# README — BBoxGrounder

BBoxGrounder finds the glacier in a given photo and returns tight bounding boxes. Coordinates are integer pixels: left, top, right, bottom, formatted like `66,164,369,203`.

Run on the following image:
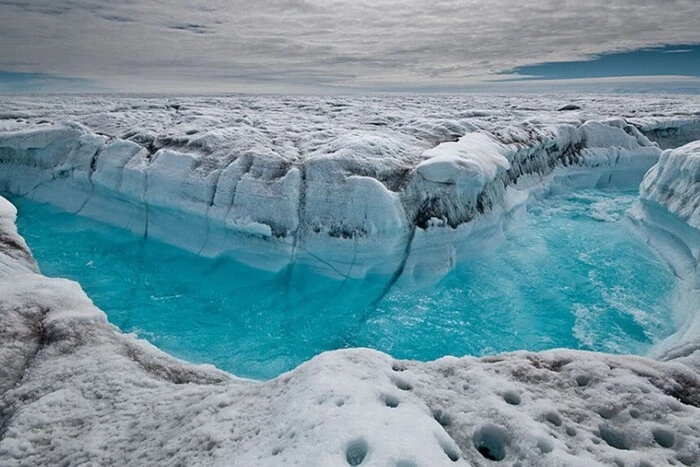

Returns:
0,94,699,466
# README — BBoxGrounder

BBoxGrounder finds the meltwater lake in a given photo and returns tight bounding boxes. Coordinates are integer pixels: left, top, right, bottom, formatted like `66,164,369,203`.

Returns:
11,188,676,380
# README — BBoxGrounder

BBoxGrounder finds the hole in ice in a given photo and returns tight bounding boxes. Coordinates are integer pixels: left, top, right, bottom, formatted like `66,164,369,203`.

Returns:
677,453,697,466
566,426,577,437
473,424,507,461
438,437,461,462
503,390,521,405
598,424,630,450
393,377,412,391
597,407,617,420
545,412,562,427
9,188,677,380
537,437,554,454
652,427,675,448
345,438,368,466
575,375,591,387
432,408,451,427
383,394,400,408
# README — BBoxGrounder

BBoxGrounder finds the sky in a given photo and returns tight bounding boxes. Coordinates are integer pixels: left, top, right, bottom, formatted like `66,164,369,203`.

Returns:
0,0,699,93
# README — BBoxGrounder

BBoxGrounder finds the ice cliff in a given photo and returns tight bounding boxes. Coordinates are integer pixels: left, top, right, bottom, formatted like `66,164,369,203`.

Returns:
0,114,668,280
1,95,699,466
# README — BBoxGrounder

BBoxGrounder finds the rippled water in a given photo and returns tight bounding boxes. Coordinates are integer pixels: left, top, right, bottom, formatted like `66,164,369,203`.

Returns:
11,188,676,379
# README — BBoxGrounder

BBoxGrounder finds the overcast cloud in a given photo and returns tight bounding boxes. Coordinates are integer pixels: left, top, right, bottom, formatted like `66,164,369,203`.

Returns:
0,0,699,92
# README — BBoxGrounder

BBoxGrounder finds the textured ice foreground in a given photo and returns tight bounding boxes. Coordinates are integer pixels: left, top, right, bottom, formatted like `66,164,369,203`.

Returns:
0,94,699,466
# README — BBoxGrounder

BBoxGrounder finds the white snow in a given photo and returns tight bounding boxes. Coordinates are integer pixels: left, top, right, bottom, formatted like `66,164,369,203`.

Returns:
417,133,510,195
0,197,37,276
1,94,700,466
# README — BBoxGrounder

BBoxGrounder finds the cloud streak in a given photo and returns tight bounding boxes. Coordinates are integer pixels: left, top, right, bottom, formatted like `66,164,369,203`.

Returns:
0,0,698,92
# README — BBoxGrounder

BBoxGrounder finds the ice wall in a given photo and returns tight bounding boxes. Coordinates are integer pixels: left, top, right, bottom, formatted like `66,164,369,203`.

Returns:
632,117,700,150
640,141,700,230
629,141,700,362
0,117,665,280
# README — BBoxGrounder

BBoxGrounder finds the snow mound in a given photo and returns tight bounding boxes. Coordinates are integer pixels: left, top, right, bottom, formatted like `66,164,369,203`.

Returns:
417,133,510,191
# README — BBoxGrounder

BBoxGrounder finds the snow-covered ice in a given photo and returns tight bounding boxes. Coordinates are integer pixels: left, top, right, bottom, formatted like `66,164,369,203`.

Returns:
0,94,699,466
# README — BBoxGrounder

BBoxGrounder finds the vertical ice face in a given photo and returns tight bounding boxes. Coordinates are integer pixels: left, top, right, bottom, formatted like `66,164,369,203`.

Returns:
640,141,700,230
631,117,700,150
0,120,661,278
629,140,700,363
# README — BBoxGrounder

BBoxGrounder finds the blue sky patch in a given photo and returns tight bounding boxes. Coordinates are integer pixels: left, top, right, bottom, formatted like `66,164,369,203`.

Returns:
0,71,102,93
502,44,700,80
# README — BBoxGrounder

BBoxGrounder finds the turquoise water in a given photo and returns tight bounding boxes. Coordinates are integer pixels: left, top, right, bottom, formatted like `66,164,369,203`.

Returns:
10,188,676,380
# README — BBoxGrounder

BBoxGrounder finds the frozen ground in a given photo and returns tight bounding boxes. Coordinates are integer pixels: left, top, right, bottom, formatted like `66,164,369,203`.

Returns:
0,94,699,465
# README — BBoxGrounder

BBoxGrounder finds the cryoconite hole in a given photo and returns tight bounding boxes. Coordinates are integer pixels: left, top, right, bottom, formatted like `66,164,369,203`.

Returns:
10,188,677,380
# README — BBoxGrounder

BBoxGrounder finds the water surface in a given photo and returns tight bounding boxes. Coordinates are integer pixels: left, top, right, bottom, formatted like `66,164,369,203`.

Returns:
11,188,676,379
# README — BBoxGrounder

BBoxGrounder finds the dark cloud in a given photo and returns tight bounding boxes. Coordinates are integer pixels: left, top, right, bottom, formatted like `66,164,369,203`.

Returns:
169,23,209,34
99,14,136,23
0,0,698,92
